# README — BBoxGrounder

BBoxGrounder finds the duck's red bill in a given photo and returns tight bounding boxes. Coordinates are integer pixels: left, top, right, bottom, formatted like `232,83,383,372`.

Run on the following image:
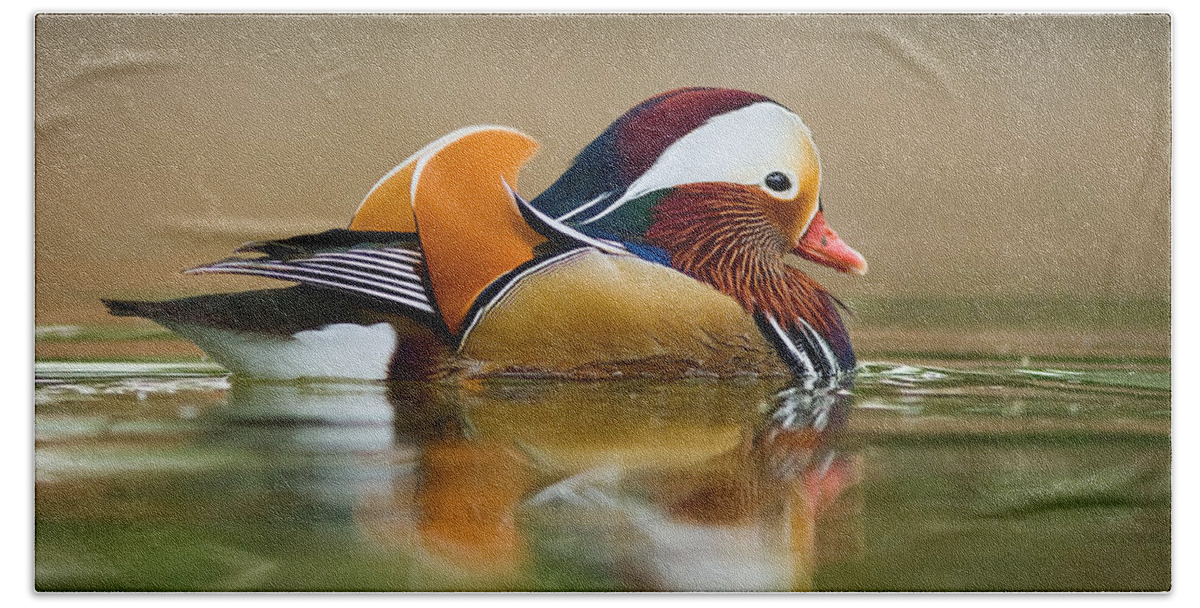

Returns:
794,210,868,275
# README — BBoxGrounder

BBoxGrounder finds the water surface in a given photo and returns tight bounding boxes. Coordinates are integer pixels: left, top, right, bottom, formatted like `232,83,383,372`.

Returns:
34,353,1169,591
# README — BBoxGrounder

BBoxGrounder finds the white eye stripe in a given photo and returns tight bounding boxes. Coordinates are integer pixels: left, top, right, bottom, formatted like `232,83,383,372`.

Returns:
580,102,817,226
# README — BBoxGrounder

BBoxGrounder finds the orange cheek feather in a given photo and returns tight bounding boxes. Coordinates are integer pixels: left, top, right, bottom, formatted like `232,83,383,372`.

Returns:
774,136,822,245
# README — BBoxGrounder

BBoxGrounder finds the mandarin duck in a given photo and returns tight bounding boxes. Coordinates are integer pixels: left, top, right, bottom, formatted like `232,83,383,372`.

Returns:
105,88,867,380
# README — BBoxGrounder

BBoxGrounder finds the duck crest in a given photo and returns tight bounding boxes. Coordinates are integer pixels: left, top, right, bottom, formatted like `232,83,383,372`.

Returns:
532,88,774,219
643,183,850,364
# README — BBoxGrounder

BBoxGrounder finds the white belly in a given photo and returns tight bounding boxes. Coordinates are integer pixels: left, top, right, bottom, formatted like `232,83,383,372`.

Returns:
168,321,399,380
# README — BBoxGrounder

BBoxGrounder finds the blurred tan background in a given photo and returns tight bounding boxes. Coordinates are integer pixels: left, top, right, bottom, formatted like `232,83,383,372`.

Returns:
35,14,1170,352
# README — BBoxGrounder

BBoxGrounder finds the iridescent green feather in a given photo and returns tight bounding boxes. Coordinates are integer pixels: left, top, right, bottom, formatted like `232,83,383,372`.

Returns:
574,190,670,241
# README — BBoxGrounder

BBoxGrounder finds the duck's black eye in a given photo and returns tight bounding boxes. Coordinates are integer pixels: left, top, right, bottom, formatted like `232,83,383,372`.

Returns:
765,172,791,193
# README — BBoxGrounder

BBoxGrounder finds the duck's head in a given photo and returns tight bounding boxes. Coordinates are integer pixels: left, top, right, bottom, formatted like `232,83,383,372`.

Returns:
532,88,866,326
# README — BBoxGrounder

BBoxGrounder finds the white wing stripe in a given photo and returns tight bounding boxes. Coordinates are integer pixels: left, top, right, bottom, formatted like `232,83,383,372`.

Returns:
292,260,428,299
188,267,435,314
555,191,614,222
308,251,422,276
369,249,424,263
208,261,429,303
305,255,423,282
504,181,630,256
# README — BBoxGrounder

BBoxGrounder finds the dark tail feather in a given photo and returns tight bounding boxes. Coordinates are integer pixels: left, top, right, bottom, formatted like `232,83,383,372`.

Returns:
101,287,437,337
103,297,207,329
102,298,164,319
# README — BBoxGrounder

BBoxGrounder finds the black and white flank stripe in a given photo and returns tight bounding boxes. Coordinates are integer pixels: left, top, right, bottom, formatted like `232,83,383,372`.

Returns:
755,313,844,378
187,230,437,320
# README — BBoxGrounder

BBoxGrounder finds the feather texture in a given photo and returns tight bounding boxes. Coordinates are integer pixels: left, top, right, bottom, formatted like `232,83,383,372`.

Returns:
185,230,442,325
644,183,854,370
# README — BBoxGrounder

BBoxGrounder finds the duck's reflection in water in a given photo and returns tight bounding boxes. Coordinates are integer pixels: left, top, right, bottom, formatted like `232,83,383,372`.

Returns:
220,378,862,591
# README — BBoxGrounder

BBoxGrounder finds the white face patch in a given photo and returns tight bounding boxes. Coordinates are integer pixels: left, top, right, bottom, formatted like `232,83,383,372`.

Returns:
580,102,819,226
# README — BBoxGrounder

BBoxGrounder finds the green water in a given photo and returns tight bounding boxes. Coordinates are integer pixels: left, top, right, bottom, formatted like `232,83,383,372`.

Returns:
34,353,1169,591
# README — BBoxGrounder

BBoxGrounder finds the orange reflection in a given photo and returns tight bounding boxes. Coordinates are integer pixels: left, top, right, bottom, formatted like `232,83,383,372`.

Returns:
343,379,863,591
